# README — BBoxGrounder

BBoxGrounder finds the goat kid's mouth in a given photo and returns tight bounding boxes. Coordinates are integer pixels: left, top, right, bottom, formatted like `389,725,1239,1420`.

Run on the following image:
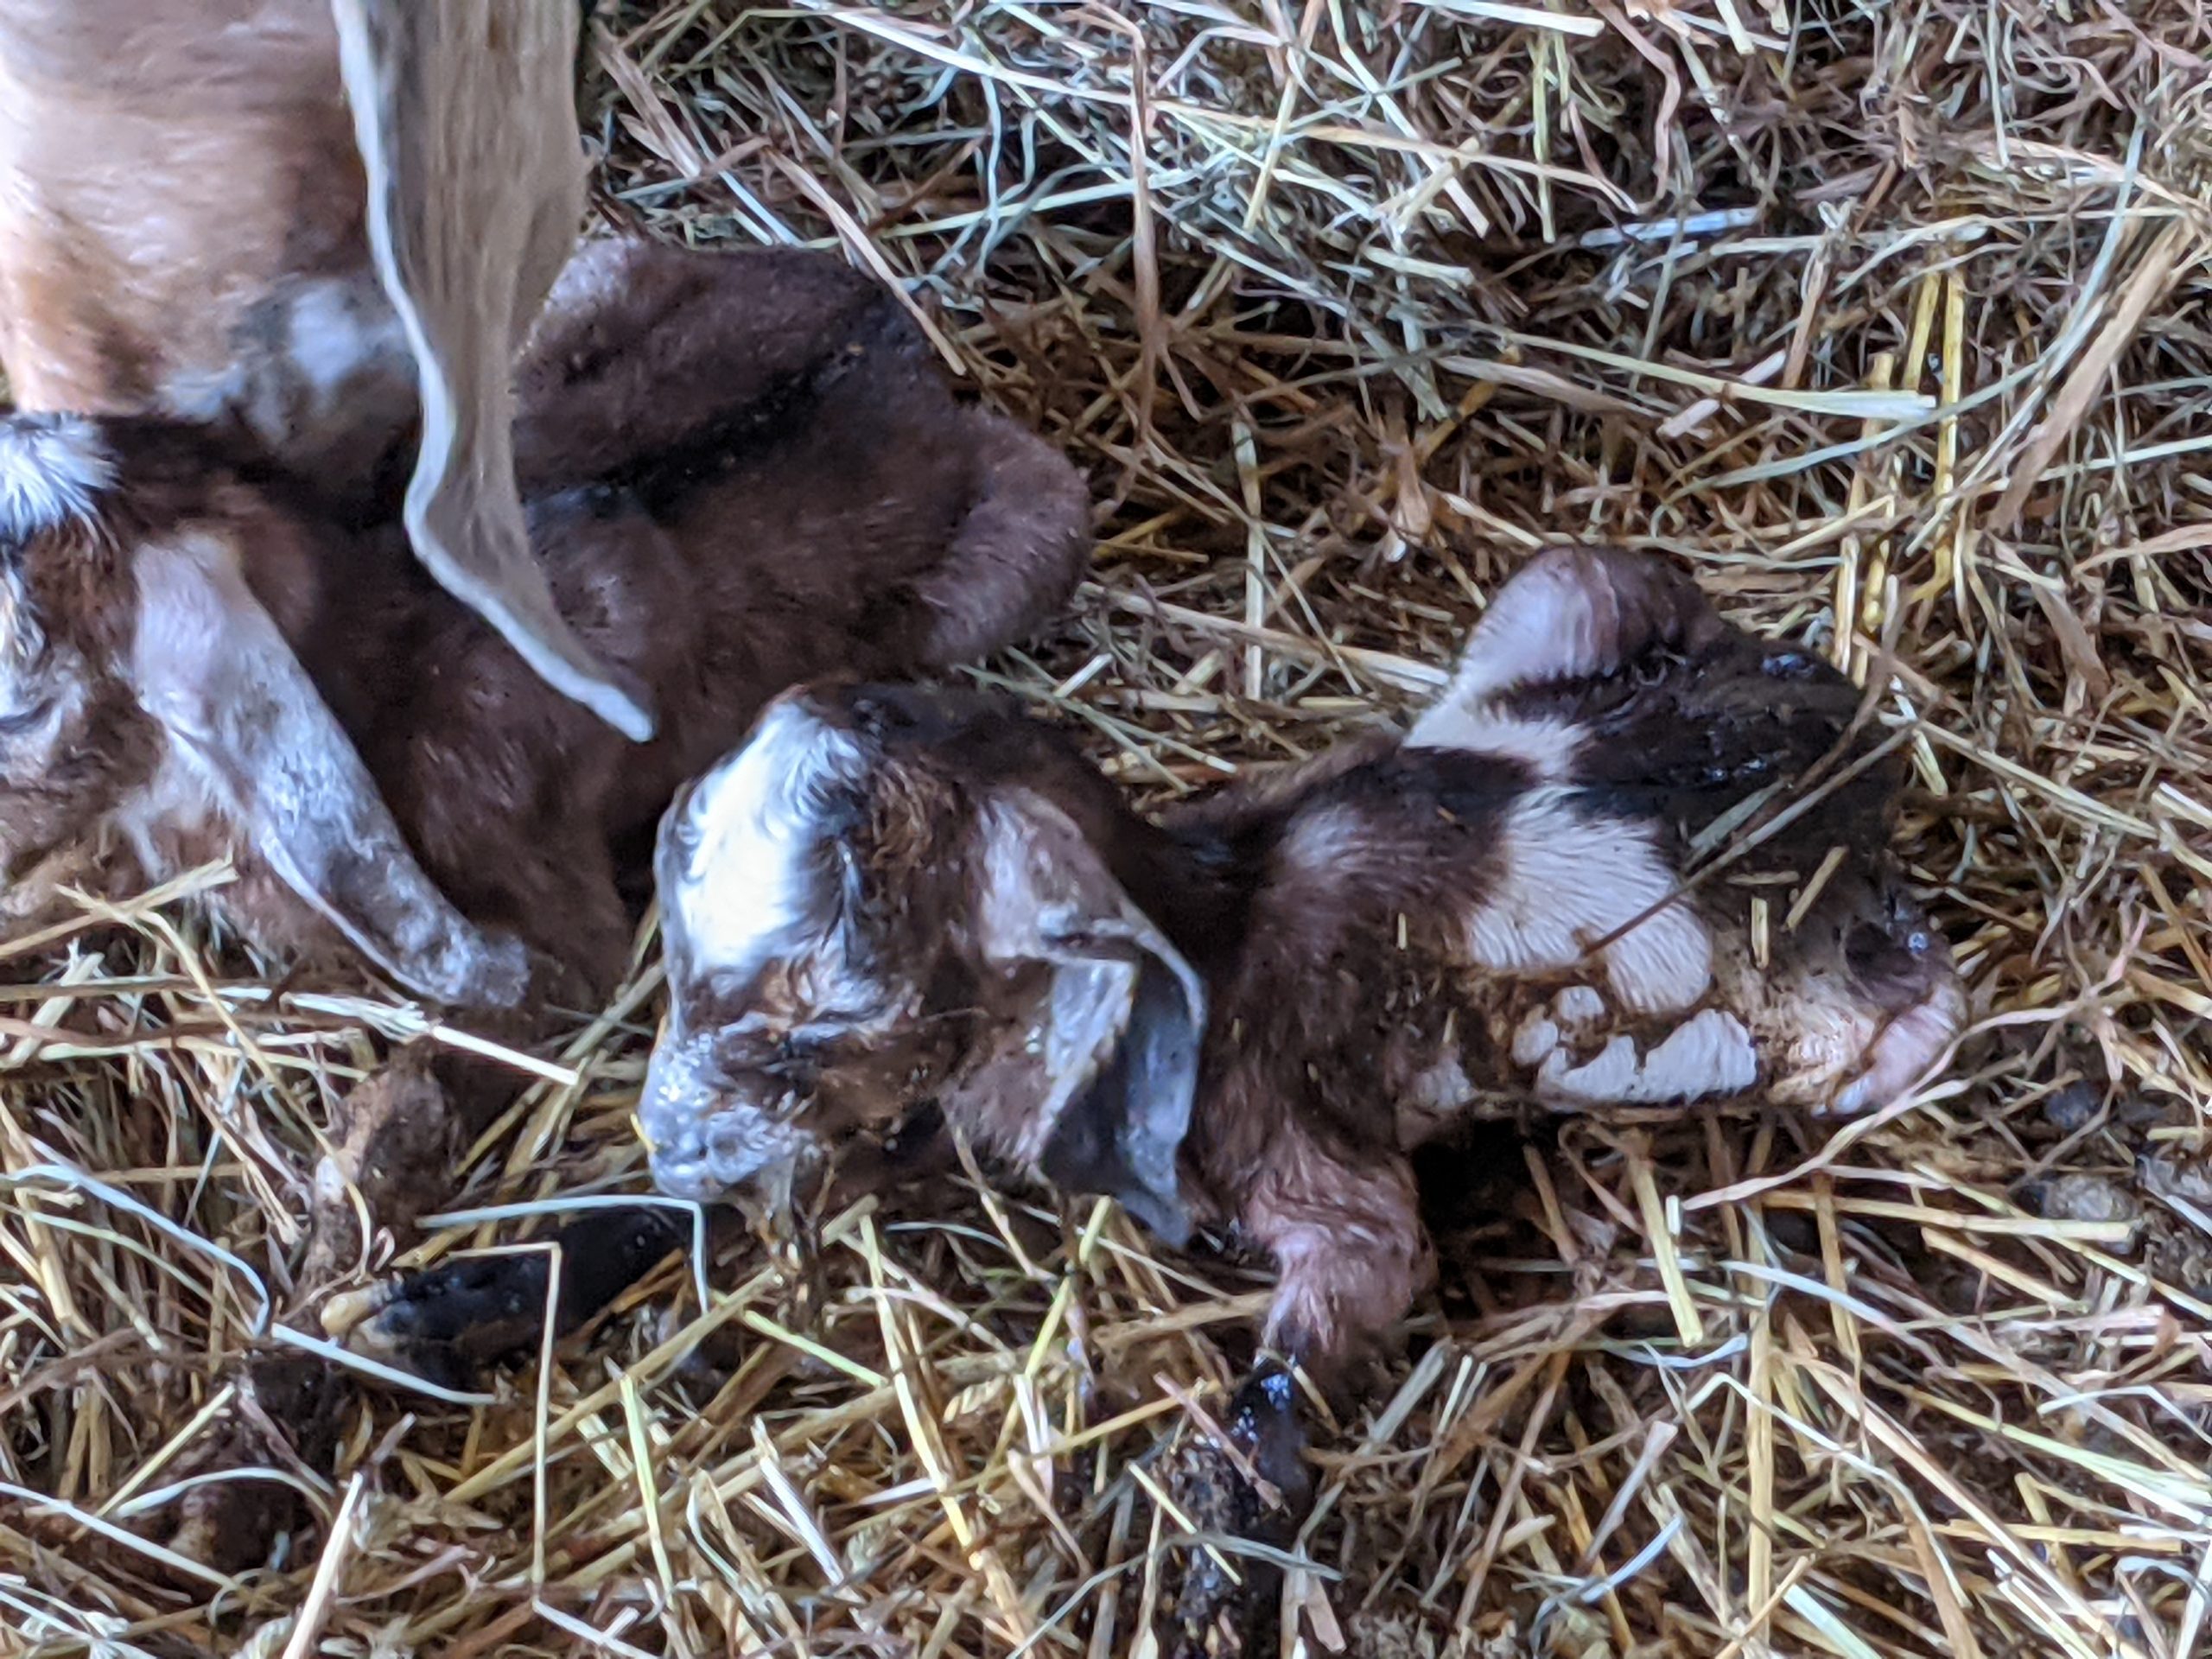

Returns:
638,1031,816,1204
643,1108,810,1207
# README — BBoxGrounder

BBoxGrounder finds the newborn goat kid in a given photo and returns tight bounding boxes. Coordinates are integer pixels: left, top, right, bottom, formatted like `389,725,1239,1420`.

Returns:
642,547,1965,1385
0,234,1090,1016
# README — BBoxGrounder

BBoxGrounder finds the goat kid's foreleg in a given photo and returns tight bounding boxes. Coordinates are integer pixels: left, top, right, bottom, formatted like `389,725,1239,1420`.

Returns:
1162,1116,1432,1654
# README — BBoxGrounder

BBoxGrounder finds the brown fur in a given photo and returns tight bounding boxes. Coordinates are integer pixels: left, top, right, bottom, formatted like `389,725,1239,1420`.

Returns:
0,0,645,731
0,0,404,484
0,236,1092,1009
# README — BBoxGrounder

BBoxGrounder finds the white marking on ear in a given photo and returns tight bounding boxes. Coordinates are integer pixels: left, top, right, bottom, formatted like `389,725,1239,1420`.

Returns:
1423,549,1623,711
663,701,863,989
1408,546,1642,779
0,414,113,539
1462,790,1712,1014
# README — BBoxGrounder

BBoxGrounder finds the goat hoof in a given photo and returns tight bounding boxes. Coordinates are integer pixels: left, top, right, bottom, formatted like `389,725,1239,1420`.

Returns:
302,1046,455,1287
336,1205,688,1390
161,1352,353,1575
1160,1363,1316,1657
1225,1364,1314,1517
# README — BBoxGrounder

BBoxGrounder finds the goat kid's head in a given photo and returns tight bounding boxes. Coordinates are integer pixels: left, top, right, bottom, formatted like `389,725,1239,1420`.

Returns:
0,413,525,1009
642,681,1205,1245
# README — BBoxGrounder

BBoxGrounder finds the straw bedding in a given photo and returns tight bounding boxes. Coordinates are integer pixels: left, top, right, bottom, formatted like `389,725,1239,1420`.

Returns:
5,2,2211,1655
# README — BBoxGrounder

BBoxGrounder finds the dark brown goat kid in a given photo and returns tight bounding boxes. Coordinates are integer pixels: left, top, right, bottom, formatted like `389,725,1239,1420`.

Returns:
637,546,1966,1391
0,233,1091,1017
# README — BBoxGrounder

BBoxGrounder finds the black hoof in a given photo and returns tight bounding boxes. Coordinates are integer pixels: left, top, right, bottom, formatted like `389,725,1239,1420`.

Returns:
1160,1363,1317,1657
1225,1364,1315,1518
337,1205,688,1388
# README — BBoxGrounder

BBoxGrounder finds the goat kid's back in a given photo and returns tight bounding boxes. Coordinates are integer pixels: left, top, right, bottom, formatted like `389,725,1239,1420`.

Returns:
0,237,1091,1008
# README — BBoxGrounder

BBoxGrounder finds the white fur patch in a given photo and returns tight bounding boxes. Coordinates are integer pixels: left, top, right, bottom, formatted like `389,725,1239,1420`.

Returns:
1404,1047,1476,1114
1462,789,1712,1014
1274,802,1370,873
157,277,410,450
1554,983,1608,1024
1510,1011,1560,1067
1536,1008,1758,1104
109,746,225,880
1407,703,1583,781
284,278,404,404
0,415,112,540
1421,550,1618,715
664,700,861,988
1510,982,1610,1067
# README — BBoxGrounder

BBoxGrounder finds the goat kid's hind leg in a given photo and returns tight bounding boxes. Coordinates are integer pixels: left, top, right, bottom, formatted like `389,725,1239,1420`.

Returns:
165,1046,459,1569
331,1097,957,1391
1160,1364,1318,1659
300,1010,543,1302
302,1042,461,1291
324,1052,699,1390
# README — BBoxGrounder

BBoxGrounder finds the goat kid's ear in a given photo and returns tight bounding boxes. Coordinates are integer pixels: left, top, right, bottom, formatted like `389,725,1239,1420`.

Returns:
957,795,1205,1248
127,533,528,1010
332,0,654,743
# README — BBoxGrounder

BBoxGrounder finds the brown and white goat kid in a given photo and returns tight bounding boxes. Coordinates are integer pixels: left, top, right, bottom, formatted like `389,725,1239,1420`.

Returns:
638,547,1967,1388
0,234,1091,1016
0,0,646,736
